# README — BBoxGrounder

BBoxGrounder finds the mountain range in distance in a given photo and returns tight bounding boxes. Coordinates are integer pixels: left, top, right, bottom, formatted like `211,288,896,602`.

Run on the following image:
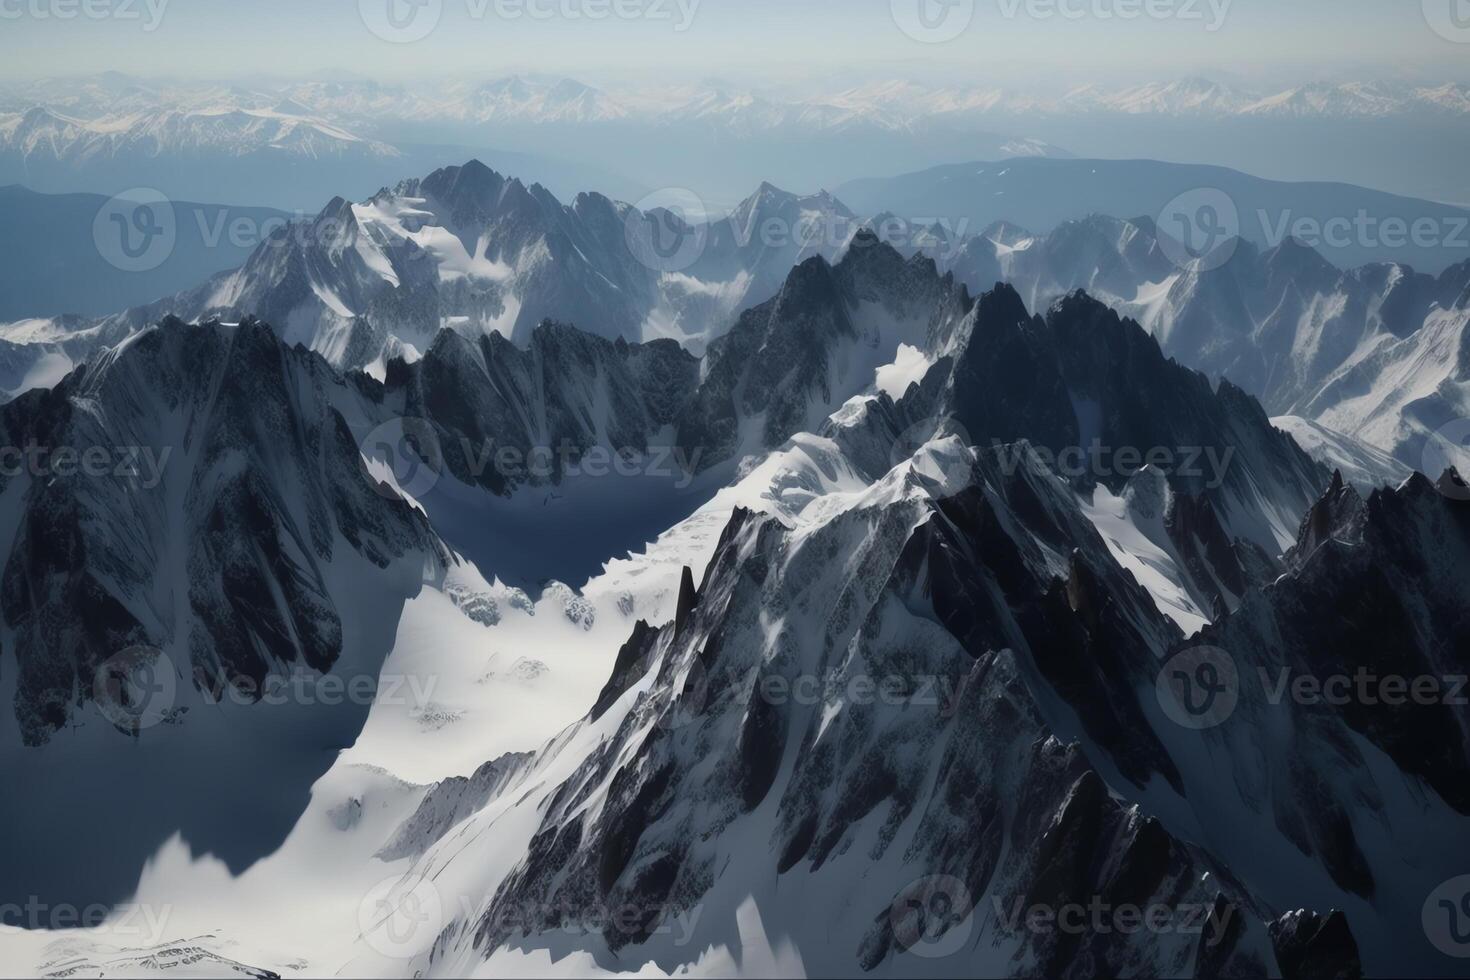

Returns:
836,157,1470,273
7,150,1468,327
3,155,1468,551
6,72,1470,209
15,73,1460,133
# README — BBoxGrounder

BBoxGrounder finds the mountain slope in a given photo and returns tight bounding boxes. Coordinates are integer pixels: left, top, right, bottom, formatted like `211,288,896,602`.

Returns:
898,211,1470,482
0,316,454,911
1,220,1467,977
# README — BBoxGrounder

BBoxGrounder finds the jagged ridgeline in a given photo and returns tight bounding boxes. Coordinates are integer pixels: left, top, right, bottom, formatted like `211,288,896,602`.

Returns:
7,159,1468,489
0,234,1465,977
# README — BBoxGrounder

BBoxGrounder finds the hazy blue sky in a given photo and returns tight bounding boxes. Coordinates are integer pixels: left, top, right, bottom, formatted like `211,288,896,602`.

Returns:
1,0,1465,84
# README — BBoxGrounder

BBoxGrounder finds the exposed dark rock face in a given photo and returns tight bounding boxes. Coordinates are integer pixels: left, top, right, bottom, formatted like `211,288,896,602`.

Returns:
1201,470,1470,817
940,287,1329,545
590,619,663,723
677,231,970,469
383,321,700,495
0,317,444,745
1270,910,1364,980
1286,469,1366,569
464,445,1356,976
4,236,1465,978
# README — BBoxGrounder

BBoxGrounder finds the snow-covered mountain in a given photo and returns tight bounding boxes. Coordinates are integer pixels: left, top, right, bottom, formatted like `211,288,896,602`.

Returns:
876,211,1470,485
0,98,415,210
9,70,1467,209
0,161,867,375
7,153,1469,513
17,73,1465,139
263,74,1470,130
440,76,632,125
0,317,453,749
1269,416,1413,492
0,73,1068,210
8,246,1468,975
0,315,456,909
0,103,399,164
819,76,1470,121
0,72,1077,148
6,161,1467,498
422,427,1461,974
0,80,652,210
